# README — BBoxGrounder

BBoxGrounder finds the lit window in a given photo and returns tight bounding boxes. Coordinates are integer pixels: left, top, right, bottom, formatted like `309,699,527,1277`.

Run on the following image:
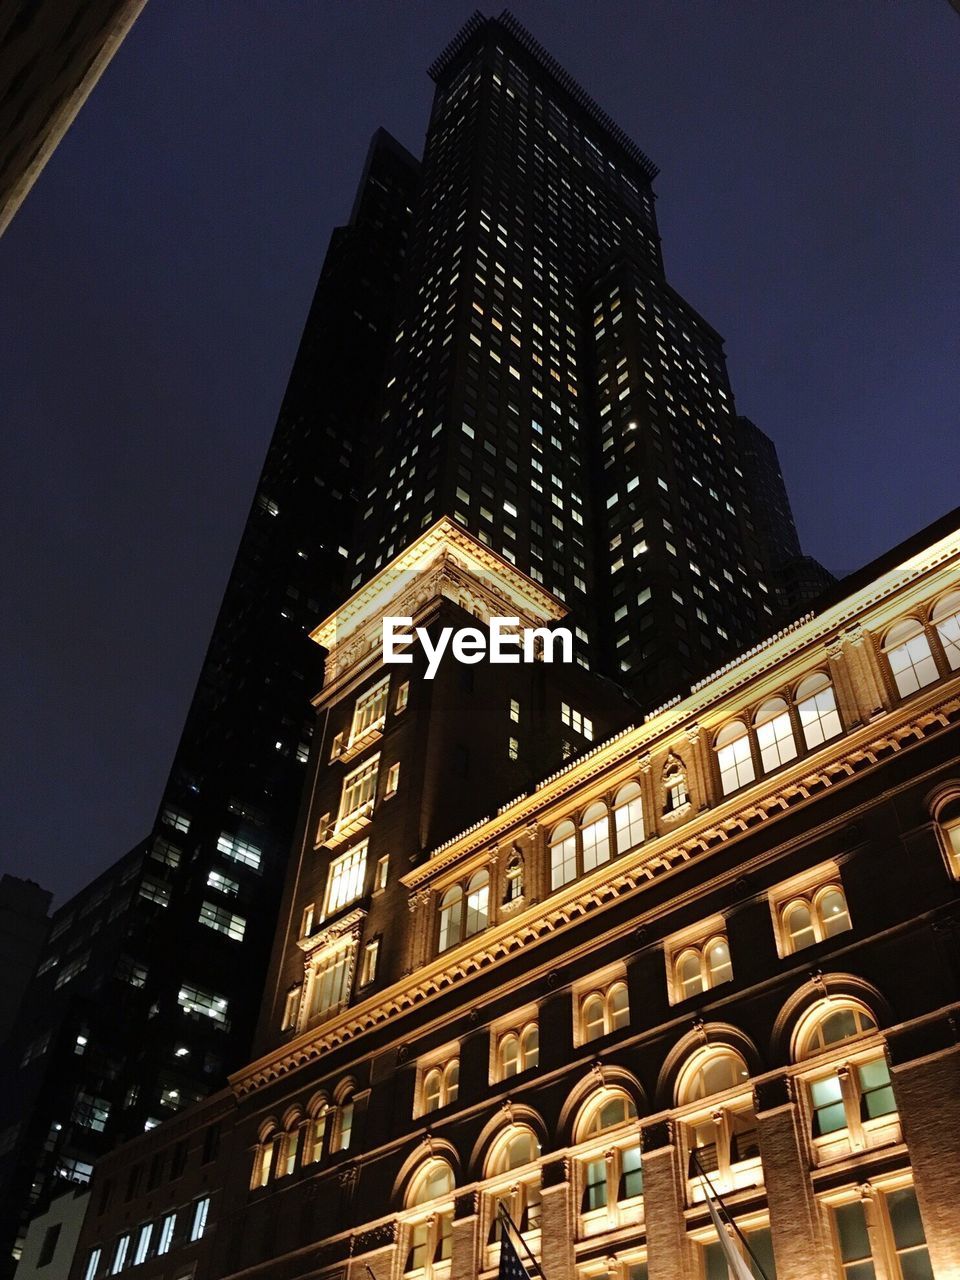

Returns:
156,1213,176,1255
337,756,380,826
613,782,644,851
754,697,797,772
72,1092,110,1132
795,673,843,749
883,618,938,698
110,1234,130,1275
549,820,577,889
579,979,629,1044
161,806,190,833
133,1223,153,1265
420,1056,459,1116
331,1097,354,1152
178,983,228,1024
580,803,611,872
216,833,261,871
207,868,239,897
307,944,354,1019
931,591,960,670
384,762,400,796
281,986,301,1031
405,1160,455,1276
715,721,755,795
395,680,410,713
360,938,380,986
83,1248,102,1280
497,1022,538,1080
375,855,390,892
323,842,368,917
190,1197,210,1241
773,872,852,955
350,677,390,743
667,925,733,1003
198,901,246,941
561,701,594,740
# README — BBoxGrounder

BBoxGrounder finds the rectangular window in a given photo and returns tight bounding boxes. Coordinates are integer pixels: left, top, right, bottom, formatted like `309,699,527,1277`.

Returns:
72,1093,110,1132
281,986,301,1031
375,855,389,892
309,945,354,1018
178,983,228,1024
338,756,380,824
84,1248,102,1280
350,677,390,742
384,762,400,796
216,833,262,871
190,1197,210,1242
832,1200,876,1279
561,701,594,740
583,1157,607,1211
37,1224,61,1267
395,680,410,713
361,938,380,986
138,877,171,908
133,1223,153,1265
110,1235,130,1275
157,1213,176,1255
161,807,190,833
151,837,181,868
324,842,368,917
885,1186,932,1280
206,868,239,897
198,901,246,941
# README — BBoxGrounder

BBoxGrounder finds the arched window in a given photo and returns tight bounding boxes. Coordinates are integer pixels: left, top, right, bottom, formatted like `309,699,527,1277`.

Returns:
520,1023,539,1071
422,1057,459,1114
549,820,577,890
716,721,755,795
438,887,463,953
499,1033,520,1079
331,1093,354,1153
578,1089,638,1139
783,901,816,952
305,1099,330,1164
754,697,797,773
423,1068,443,1114
795,673,843,749
443,1058,459,1104
883,619,938,698
465,871,489,938
488,1125,540,1176
405,1160,455,1275
504,850,524,903
252,1122,279,1189
613,782,644,852
581,803,611,872
795,999,877,1061
670,931,733,1002
278,1121,301,1178
678,1048,750,1104
663,757,690,813
581,980,629,1043
932,591,960,670
936,794,960,876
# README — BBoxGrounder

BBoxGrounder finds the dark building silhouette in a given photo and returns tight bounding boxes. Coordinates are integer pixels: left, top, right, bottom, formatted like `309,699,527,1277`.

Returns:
0,130,419,1273
0,876,51,1044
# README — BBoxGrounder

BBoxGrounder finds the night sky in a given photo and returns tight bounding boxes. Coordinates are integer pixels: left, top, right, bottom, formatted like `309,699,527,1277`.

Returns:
2,2,957,904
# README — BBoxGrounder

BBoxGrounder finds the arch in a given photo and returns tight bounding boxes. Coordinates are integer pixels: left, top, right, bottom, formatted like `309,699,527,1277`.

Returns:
795,670,842,748
676,1046,751,1106
406,1157,456,1208
715,719,749,748
882,617,937,697
792,997,879,1062
556,1065,645,1146
715,720,755,795
549,819,577,889
306,1090,331,1118
580,801,611,871
332,1076,357,1104
795,671,831,701
574,1087,638,1143
770,974,890,1065
486,1124,541,1177
754,697,796,772
465,870,489,938
257,1116,279,1144
438,885,463,952
280,1105,303,1132
392,1138,461,1211
657,1024,760,1110
469,1106,547,1181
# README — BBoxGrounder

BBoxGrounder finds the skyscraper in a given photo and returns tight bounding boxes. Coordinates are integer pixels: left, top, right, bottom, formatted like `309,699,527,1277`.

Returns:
0,130,419,1272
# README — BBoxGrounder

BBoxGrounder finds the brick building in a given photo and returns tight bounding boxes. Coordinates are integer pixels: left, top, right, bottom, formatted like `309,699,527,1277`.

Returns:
70,506,960,1280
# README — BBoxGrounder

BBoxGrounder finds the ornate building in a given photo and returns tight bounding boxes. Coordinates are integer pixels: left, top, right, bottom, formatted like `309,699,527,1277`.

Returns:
70,506,960,1280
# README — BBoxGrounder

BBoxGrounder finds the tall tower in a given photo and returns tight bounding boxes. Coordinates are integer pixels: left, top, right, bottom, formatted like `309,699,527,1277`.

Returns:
351,13,792,704
0,131,419,1271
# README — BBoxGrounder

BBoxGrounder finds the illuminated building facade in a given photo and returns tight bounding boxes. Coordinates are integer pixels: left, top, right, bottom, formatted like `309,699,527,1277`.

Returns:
71,507,960,1280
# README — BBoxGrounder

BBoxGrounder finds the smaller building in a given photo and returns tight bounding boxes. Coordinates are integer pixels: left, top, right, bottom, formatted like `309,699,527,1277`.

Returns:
15,1188,89,1280
0,875,50,1042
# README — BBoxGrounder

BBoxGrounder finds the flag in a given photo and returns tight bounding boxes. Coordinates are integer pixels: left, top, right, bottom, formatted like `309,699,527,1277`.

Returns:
497,1208,537,1280
702,1181,756,1280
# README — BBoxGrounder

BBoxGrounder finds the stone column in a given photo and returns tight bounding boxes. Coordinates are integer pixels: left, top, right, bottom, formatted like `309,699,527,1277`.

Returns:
450,1191,480,1280
754,1077,835,1280
540,1157,576,1280
641,1121,695,1280
825,637,863,731
889,1036,960,1277
842,624,891,720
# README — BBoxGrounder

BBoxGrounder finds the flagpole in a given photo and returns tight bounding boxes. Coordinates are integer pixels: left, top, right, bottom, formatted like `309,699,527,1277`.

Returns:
497,1201,543,1277
690,1149,772,1280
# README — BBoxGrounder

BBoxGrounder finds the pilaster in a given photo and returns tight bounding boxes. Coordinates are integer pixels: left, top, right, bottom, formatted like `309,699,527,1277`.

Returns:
640,1121,695,1280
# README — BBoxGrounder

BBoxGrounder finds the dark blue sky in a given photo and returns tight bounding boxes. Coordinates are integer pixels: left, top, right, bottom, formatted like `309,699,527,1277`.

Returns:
2,2,957,903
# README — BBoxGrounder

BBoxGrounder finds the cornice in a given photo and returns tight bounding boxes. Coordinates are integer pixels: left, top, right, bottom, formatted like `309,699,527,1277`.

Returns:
229,686,960,1098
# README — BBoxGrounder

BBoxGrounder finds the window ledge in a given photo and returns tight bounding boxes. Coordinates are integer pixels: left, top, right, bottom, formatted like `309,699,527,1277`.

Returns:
338,723,385,765
325,805,374,848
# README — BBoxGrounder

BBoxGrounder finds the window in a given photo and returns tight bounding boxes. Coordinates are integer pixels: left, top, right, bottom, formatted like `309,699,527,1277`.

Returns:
133,1223,153,1266
110,1234,130,1275
305,1101,330,1165
395,680,410,713
774,874,852,955
350,677,390,743
83,1248,102,1280
580,803,611,871
754,697,797,773
178,983,228,1024
579,979,629,1043
198,900,246,941
162,806,190,833
613,782,644,851
190,1197,209,1241
323,842,368,916
331,1097,354,1152
405,1160,455,1276
831,1188,932,1280
667,925,733,1003
549,820,577,889
73,1093,111,1132
716,721,754,795
678,1048,750,1103
420,1057,459,1115
795,673,842,748
375,854,390,892
216,833,262,871
576,1091,642,1225
384,762,400,796
496,1022,539,1079
360,938,380,986
207,868,239,897
438,871,489,950
307,944,354,1019
37,1224,61,1267
796,1000,877,1060
157,1213,176,1255
932,591,960,670
337,756,380,825
138,877,171,908
883,619,938,697
561,701,594,740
